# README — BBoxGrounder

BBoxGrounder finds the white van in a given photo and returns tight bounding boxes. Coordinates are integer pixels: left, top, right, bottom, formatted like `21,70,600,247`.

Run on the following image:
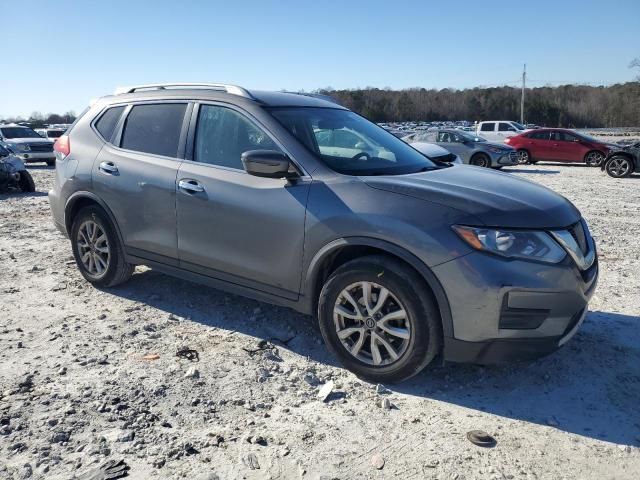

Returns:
475,121,528,142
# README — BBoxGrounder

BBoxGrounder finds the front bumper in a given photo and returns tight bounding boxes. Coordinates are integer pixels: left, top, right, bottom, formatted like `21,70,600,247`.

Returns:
434,249,598,364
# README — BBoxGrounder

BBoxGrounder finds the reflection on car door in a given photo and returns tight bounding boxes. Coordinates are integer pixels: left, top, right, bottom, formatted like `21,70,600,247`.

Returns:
92,102,189,264
175,103,310,299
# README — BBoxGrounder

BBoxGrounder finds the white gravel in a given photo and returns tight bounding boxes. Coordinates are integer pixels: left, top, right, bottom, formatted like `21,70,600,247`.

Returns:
0,163,639,480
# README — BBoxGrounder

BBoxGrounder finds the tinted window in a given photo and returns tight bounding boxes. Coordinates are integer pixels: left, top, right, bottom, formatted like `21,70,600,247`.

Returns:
0,127,42,139
95,106,125,141
529,131,550,140
551,131,577,142
121,103,187,157
195,105,279,169
498,123,515,132
480,123,495,132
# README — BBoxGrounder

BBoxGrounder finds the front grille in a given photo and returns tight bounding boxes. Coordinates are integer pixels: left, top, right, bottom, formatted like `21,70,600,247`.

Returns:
432,153,457,163
568,221,588,254
29,143,54,153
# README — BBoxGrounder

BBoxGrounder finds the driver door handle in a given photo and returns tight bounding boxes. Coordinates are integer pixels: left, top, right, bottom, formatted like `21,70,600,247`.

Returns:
178,179,205,193
99,161,119,175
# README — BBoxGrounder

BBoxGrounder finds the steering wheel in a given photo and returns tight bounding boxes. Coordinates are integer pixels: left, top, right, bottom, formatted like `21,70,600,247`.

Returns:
351,151,371,161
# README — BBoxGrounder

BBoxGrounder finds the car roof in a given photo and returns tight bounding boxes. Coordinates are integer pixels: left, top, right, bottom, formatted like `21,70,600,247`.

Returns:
102,86,345,110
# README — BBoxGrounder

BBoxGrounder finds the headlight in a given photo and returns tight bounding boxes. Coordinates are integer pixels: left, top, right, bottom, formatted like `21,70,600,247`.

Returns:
452,225,566,264
487,146,505,154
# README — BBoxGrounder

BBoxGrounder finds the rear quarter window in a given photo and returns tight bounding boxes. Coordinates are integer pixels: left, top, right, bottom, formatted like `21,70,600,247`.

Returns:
95,106,126,142
480,123,495,132
120,103,187,158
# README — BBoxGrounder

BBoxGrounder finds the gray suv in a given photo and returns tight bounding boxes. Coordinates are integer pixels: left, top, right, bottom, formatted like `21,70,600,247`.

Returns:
48,83,598,383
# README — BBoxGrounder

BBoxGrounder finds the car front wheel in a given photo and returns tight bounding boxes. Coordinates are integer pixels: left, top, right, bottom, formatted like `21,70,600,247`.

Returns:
605,156,633,178
471,153,490,168
317,255,441,383
516,149,530,164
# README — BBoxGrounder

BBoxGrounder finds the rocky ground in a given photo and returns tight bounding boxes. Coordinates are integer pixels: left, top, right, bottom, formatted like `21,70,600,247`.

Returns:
1,164,639,480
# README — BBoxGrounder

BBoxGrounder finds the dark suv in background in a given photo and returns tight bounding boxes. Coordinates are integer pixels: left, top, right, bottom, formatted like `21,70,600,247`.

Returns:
48,83,598,383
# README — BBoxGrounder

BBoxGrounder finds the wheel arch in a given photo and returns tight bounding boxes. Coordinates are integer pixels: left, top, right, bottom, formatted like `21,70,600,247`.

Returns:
304,237,454,338
583,149,606,163
64,192,125,247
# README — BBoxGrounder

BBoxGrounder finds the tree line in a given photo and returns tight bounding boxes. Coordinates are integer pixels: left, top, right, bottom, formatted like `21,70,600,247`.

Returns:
321,82,640,127
0,111,76,128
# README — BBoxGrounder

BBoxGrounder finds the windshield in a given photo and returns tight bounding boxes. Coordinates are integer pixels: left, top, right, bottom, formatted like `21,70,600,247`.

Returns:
268,107,438,175
512,122,526,131
574,132,601,143
455,130,487,142
46,130,65,138
0,127,43,139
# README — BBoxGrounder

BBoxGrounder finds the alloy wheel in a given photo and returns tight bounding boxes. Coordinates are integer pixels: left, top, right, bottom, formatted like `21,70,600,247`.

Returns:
586,151,604,167
607,158,631,177
77,220,110,279
517,150,529,164
333,281,411,366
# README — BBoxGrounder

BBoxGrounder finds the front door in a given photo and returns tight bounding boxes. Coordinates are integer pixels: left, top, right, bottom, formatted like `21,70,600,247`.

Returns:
176,104,310,299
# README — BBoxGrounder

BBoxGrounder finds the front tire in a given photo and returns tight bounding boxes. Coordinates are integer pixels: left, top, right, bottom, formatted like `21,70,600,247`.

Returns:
317,255,441,383
18,171,35,192
585,151,605,167
470,153,491,168
605,156,633,178
516,149,530,164
71,206,134,287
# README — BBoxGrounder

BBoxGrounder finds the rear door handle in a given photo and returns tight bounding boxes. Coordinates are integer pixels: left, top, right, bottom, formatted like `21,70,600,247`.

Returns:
99,161,119,175
178,179,205,193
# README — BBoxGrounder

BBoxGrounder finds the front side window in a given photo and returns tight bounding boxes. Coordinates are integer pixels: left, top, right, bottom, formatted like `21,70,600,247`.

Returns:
480,123,495,132
269,107,438,175
498,123,515,132
95,106,126,142
0,127,42,139
551,131,577,142
195,105,279,169
121,103,187,157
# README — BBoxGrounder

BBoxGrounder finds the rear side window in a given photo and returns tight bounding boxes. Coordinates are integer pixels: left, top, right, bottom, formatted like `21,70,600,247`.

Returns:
480,123,495,132
121,103,187,158
529,131,550,140
95,106,125,141
194,105,279,169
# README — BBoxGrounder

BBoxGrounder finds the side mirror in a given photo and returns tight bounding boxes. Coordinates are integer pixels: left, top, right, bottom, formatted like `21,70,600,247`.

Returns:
355,141,367,149
241,150,297,179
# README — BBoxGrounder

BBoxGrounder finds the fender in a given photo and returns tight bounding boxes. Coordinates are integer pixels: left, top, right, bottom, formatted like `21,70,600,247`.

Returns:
64,191,125,248
303,236,454,338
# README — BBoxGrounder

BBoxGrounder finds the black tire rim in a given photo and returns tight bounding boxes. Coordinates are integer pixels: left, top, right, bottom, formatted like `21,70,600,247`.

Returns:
474,155,489,168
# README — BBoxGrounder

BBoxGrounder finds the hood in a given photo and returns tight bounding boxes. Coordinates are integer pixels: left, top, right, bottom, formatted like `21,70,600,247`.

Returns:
362,165,581,229
410,142,451,157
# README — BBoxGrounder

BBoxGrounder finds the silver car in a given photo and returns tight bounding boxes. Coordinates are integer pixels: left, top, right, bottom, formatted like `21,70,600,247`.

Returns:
404,128,519,168
0,124,56,166
48,83,597,383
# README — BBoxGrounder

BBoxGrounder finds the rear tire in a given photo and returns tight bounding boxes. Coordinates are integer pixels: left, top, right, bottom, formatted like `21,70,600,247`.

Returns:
71,206,134,287
585,151,605,167
605,156,633,178
18,171,35,192
317,255,441,383
470,153,491,168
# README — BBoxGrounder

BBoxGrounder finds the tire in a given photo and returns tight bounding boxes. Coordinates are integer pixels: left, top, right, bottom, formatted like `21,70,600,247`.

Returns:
605,156,633,178
470,153,491,168
317,255,442,383
46,160,55,167
18,171,35,192
516,149,530,165
585,151,605,167
70,206,134,287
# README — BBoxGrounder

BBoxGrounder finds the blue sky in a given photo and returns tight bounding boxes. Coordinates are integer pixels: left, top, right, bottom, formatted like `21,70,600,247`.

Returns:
1,0,638,117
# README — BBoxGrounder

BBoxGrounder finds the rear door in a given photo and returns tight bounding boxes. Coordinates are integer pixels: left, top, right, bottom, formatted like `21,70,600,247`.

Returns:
175,103,310,299
479,122,496,141
92,102,190,264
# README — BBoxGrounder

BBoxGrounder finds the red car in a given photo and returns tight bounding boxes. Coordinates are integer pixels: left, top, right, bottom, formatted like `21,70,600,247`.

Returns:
505,128,614,166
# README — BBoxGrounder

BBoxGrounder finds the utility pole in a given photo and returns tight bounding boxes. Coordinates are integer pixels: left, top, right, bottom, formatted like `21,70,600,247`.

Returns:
520,64,526,125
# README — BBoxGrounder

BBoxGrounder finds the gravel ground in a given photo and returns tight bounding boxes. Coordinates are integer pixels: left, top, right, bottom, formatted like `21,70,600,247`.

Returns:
1,163,639,480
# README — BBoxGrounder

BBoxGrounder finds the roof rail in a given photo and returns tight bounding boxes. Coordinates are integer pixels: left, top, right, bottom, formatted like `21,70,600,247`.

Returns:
113,83,254,99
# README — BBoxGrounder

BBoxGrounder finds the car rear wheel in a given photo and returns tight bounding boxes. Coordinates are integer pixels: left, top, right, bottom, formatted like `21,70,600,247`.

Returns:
317,255,441,383
605,156,633,178
516,149,530,164
71,206,134,287
585,151,604,167
470,153,490,168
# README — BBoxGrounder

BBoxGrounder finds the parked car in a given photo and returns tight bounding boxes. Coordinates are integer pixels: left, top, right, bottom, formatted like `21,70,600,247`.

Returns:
0,124,56,166
505,129,615,166
601,142,640,178
0,142,35,193
408,142,462,164
404,129,518,168
35,127,67,141
475,120,528,142
49,83,598,383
